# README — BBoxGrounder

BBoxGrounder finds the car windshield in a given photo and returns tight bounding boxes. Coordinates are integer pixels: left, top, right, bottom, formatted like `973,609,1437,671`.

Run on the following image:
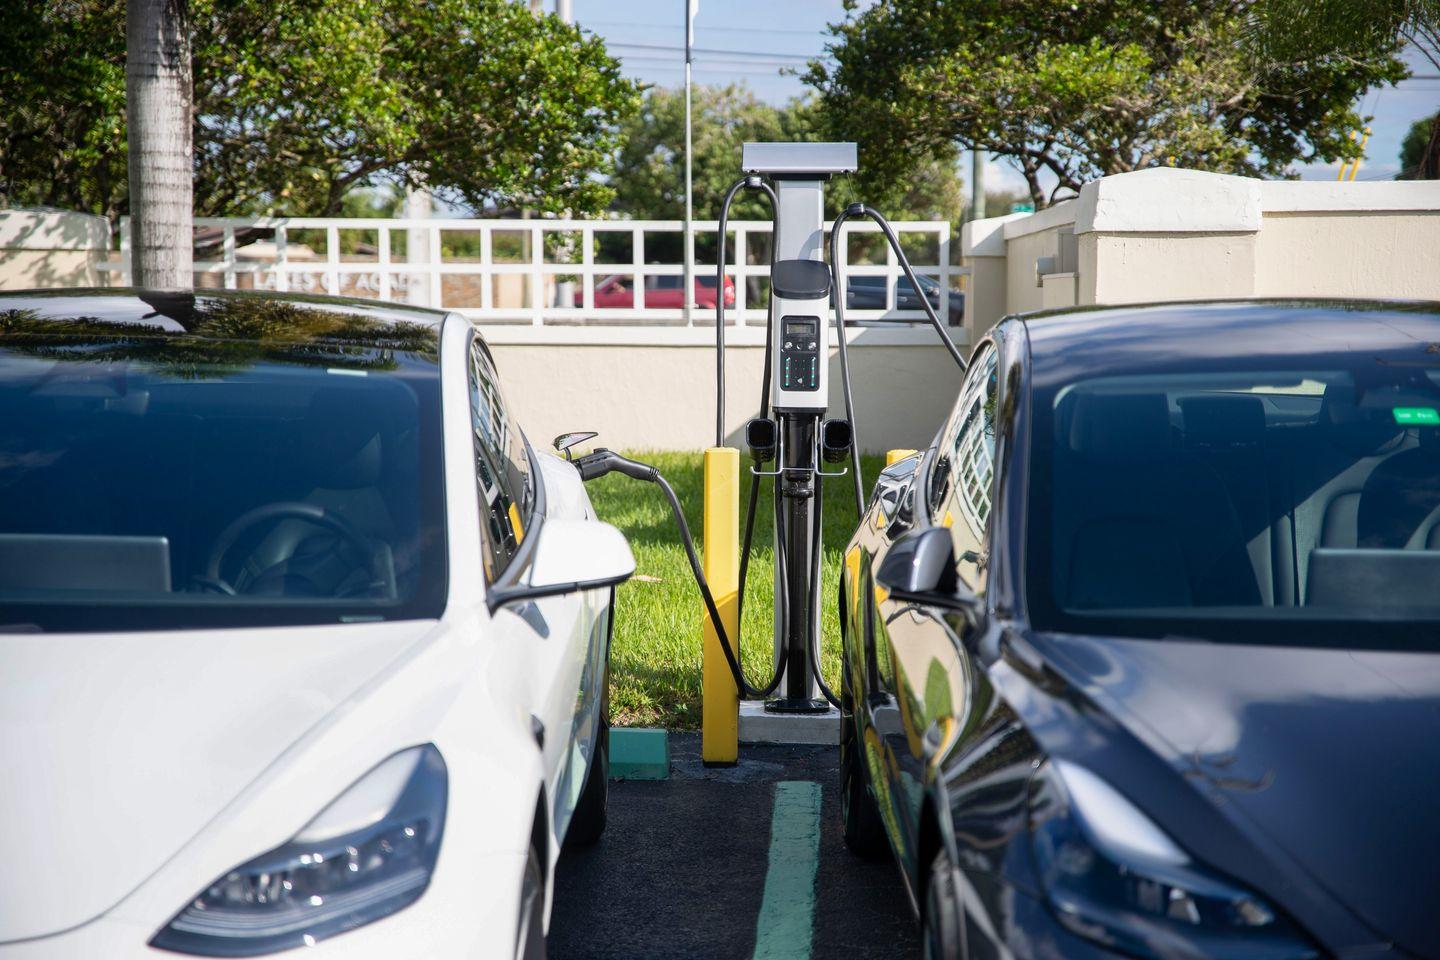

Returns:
1027,359,1440,647
0,309,446,632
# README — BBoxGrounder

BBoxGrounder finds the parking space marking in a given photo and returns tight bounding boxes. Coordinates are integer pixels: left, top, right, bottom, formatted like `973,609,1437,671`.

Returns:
751,780,823,960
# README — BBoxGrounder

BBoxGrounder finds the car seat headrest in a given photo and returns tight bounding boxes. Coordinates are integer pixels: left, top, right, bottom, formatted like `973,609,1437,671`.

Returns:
1068,393,1173,463
302,388,387,490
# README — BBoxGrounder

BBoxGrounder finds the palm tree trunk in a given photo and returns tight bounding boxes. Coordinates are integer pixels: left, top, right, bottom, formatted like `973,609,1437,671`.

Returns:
126,0,193,290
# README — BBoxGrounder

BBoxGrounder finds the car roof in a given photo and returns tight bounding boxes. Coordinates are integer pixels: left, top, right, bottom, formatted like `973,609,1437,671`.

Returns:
0,287,447,341
1015,298,1440,366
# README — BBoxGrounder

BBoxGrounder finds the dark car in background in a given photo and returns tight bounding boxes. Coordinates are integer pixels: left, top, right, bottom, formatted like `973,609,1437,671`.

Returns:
838,300,1440,960
845,273,964,325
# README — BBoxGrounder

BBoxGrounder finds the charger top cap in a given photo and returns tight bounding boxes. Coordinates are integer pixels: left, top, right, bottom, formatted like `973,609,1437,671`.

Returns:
741,141,858,178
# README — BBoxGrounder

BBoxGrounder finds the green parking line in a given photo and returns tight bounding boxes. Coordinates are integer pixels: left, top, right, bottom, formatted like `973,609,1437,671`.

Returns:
752,781,822,960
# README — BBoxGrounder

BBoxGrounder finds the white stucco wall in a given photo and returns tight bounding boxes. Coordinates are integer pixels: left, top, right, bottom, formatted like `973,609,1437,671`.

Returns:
0,208,111,289
966,168,1440,322
1256,212,1440,300
488,329,966,453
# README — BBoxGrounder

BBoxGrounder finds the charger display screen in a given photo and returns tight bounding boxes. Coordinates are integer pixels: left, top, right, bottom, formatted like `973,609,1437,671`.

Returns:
780,315,821,392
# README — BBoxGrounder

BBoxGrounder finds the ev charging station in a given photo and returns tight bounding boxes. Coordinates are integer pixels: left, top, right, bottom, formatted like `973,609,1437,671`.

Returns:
738,142,856,730
568,141,966,765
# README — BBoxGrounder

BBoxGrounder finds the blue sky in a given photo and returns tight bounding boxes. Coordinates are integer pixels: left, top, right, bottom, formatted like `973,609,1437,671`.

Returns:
572,0,1438,189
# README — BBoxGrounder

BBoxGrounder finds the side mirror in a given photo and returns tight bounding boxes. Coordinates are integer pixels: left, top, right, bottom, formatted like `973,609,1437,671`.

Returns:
488,519,635,612
553,431,598,461
875,527,977,613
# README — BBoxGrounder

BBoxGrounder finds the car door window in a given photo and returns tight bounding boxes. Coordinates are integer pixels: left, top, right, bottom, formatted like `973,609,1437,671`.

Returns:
468,337,533,581
934,343,999,590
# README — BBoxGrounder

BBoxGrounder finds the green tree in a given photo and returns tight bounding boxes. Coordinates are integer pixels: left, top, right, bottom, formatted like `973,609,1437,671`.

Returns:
609,84,966,227
1399,112,1440,179
806,0,1408,208
0,0,641,220
1248,0,1440,179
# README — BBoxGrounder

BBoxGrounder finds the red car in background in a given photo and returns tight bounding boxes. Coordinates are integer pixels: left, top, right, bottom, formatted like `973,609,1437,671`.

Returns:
581,274,736,309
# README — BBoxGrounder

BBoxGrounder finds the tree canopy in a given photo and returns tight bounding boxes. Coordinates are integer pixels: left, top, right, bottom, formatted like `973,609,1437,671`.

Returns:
806,0,1408,207
1399,111,1440,178
1247,0,1439,179
0,0,641,220
608,84,966,225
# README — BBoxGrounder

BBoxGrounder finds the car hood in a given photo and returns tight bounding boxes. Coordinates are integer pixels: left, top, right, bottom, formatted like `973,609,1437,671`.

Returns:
0,620,436,943
1040,633,1440,959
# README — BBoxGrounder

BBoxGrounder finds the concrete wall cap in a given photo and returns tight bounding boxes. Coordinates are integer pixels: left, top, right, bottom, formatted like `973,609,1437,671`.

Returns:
0,208,111,251
1074,167,1261,235
1002,199,1078,240
962,212,1028,257
1259,179,1440,213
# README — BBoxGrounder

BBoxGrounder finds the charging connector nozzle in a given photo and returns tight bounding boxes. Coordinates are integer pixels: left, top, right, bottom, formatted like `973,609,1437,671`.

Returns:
571,448,658,484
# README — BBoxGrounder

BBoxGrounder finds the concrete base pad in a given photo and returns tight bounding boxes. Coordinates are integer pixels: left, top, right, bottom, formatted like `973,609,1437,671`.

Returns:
738,701,840,745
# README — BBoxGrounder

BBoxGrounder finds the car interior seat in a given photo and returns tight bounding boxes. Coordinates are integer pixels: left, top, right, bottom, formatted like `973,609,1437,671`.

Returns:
234,388,402,597
1290,382,1409,596
1356,426,1440,549
1177,395,1277,605
1054,393,1261,611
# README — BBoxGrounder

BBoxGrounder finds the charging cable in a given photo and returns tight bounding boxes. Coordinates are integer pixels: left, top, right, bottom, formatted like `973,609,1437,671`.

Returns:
828,202,968,517
571,448,784,699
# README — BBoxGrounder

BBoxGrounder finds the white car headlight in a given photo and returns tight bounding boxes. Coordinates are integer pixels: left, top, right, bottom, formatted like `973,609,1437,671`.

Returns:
151,744,447,957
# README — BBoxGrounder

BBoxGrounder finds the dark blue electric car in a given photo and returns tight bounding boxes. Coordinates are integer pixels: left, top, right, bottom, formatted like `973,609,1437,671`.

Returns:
838,300,1440,960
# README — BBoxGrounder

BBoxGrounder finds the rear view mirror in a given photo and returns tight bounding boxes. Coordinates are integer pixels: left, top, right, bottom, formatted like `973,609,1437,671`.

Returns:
489,519,635,612
876,527,977,612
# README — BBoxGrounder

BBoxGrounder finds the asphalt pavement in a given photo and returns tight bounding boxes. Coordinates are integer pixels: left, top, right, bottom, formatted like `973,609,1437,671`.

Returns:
549,733,920,960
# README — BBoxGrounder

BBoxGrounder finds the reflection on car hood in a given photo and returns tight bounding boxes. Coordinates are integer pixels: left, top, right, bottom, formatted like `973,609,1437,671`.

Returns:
0,620,436,943
1042,633,1440,959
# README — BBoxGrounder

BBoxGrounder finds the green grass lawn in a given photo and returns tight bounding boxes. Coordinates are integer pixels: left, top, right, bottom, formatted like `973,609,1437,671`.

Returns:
588,449,887,730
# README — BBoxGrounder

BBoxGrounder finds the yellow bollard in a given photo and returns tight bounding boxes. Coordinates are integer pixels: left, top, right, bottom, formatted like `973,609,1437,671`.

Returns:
701,446,740,765
886,448,918,466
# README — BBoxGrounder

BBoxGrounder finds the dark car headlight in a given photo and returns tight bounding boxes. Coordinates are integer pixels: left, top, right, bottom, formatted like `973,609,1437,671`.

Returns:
152,744,447,957
1029,759,1316,960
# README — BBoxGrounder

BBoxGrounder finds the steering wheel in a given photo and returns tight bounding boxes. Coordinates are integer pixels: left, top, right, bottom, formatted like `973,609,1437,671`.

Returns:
202,502,394,598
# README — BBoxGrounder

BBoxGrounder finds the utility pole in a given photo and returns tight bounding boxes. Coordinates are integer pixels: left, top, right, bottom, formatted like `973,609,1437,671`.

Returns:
969,149,986,222
126,0,193,290
683,0,698,326
554,0,576,311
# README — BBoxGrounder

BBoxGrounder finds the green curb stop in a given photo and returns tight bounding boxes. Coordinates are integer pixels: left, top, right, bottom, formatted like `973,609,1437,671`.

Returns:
610,728,669,780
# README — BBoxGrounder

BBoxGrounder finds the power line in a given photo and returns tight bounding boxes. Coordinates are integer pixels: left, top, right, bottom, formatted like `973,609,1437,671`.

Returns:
586,18,827,36
613,55,813,73
608,41,812,62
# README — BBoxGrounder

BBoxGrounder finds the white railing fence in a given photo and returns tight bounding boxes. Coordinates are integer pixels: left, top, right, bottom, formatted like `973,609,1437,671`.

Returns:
101,217,967,327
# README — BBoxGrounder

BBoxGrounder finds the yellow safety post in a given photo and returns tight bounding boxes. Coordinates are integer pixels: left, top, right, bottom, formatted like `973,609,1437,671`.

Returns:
886,448,918,466
1337,129,1358,181
701,446,739,765
1347,127,1372,182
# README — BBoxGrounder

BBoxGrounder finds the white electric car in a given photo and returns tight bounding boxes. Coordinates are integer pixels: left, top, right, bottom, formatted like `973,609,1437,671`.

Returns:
0,289,632,959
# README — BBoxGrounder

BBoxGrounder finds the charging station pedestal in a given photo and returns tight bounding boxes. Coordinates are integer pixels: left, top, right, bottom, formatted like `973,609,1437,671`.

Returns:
734,142,857,745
